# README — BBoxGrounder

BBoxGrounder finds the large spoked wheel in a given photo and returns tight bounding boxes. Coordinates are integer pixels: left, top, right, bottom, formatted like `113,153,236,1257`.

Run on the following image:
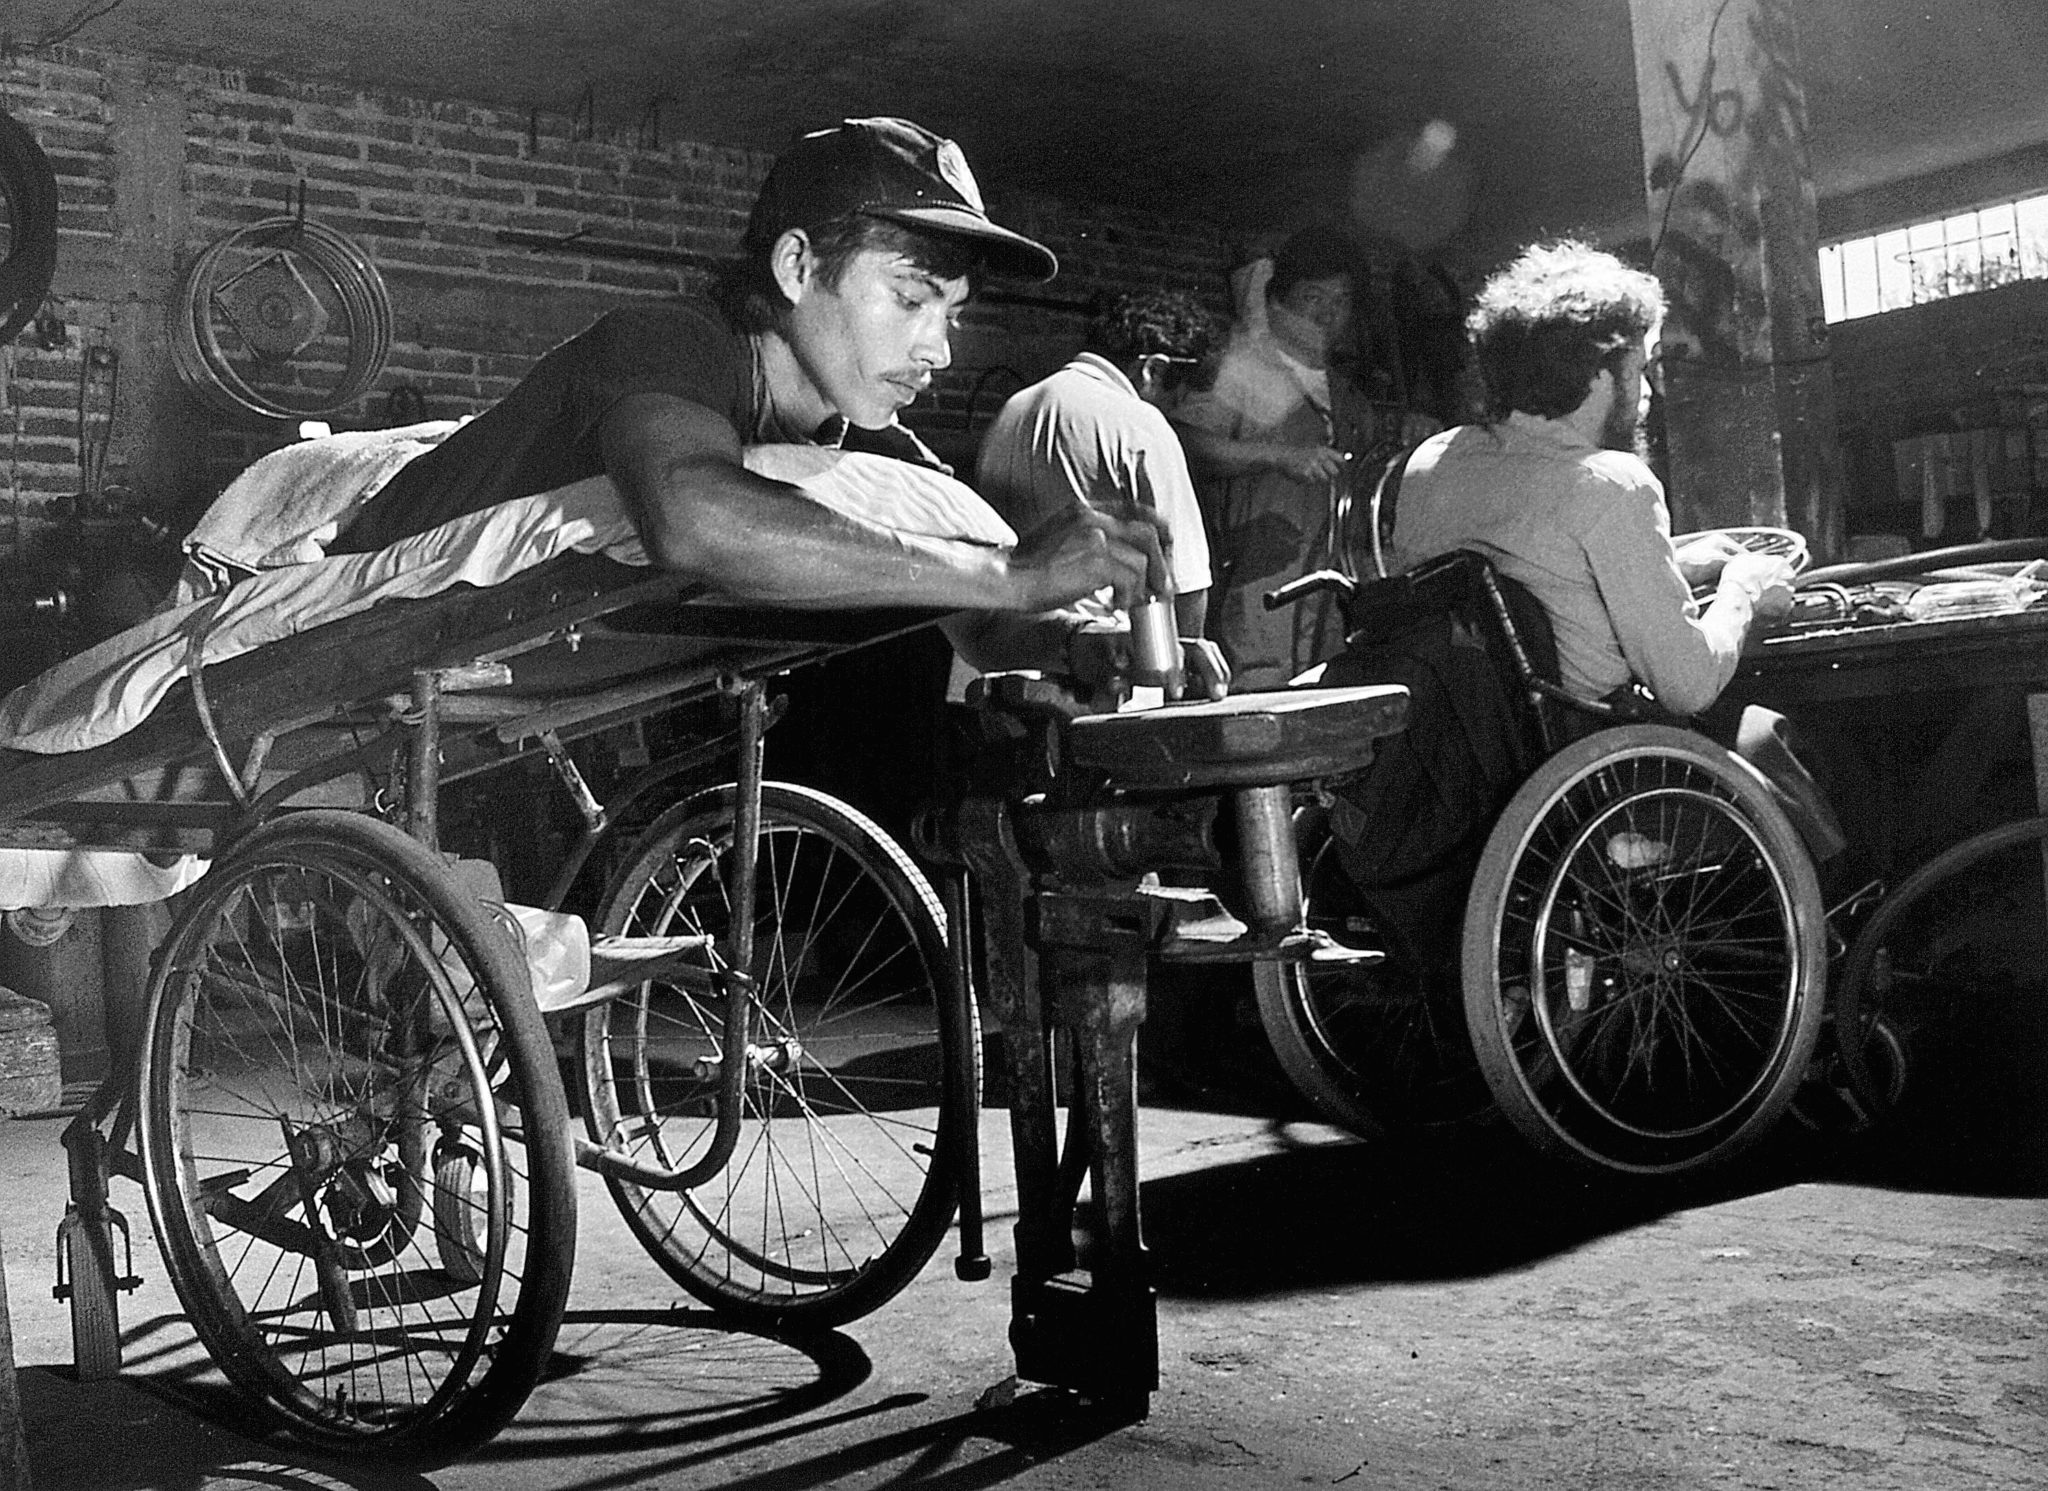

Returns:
1462,726,1826,1177
581,782,973,1332
1834,815,2048,1125
1253,808,1492,1137
136,811,576,1466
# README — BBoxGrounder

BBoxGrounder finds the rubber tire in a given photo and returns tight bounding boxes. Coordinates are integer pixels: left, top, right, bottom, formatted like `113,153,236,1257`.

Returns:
63,1215,121,1382
1252,808,1492,1137
432,1143,494,1287
0,109,57,347
1833,814,2048,1120
1462,725,1827,1177
137,811,576,1466
581,781,973,1332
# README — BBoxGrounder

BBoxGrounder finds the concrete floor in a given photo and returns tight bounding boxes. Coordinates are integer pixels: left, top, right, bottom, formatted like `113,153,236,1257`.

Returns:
2,1048,2043,1491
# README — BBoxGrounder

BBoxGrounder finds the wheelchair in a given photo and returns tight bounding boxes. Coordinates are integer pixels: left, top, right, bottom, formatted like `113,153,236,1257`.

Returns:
1253,549,1831,1177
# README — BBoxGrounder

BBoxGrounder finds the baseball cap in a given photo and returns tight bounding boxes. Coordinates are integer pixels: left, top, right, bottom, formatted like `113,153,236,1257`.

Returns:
744,117,1058,282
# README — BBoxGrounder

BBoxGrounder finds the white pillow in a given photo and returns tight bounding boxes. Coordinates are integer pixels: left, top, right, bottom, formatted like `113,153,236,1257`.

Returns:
744,445,1015,548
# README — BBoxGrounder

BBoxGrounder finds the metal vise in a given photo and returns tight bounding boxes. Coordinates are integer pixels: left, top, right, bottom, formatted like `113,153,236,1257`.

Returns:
933,678,1408,1416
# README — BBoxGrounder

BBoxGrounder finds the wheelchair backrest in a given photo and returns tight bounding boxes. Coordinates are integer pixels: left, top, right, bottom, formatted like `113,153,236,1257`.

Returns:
1338,549,1568,751
1314,550,1560,893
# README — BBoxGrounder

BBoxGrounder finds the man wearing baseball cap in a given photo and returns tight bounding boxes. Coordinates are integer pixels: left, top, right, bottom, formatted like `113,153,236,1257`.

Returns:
332,117,1194,680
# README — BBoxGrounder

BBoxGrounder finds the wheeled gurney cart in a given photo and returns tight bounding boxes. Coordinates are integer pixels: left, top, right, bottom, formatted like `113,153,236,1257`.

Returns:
4,550,979,1464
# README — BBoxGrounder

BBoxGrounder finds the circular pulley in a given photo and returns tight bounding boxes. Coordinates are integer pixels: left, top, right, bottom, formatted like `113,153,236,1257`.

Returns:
170,214,393,420
0,108,59,347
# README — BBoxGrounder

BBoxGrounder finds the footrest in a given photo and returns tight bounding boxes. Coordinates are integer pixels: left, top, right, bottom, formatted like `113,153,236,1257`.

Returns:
1157,925,1387,967
1062,684,1408,791
533,933,716,1016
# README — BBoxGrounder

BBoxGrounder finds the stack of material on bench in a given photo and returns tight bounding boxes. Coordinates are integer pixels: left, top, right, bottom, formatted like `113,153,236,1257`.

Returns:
0,988,58,1116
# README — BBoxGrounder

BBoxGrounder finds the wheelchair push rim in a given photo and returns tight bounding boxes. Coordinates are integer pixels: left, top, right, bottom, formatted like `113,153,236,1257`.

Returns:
581,781,973,1332
1252,807,1493,1138
135,811,576,1465
1462,725,1827,1177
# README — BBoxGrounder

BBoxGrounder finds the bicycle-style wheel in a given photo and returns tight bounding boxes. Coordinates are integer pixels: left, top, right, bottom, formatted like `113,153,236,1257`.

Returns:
581,782,972,1332
1253,810,1492,1137
1463,726,1826,1177
1833,815,2048,1123
137,812,575,1465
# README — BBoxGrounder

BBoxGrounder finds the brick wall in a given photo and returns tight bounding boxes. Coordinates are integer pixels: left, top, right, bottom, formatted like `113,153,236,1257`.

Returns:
0,41,1231,574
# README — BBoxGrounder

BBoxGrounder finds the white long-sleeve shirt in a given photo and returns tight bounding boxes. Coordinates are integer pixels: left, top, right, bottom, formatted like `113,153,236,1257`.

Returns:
1389,414,1762,717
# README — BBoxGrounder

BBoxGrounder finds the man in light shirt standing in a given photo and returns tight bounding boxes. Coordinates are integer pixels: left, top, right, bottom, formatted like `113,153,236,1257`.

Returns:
1172,225,1376,690
975,289,1220,642
967,289,1229,703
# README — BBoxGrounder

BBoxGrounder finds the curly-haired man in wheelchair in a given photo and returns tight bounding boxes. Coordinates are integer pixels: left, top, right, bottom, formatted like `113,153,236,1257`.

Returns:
1384,238,1842,863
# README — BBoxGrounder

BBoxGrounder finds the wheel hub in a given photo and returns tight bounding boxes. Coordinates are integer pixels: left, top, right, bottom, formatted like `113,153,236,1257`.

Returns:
286,1120,402,1244
1620,940,1683,978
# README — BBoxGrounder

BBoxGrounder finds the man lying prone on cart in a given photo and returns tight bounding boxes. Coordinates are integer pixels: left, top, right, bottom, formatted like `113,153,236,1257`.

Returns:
0,117,1228,900
4,116,1227,770
0,120,1247,1461
319,115,1226,702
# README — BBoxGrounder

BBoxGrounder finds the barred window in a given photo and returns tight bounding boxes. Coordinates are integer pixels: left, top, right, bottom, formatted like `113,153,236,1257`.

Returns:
1820,193,2048,323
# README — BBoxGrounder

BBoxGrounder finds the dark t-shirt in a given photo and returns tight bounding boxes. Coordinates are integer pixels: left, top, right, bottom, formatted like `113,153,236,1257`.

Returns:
330,303,752,554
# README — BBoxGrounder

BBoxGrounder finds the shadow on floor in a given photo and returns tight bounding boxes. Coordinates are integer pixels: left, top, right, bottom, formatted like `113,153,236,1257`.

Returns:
1137,1124,1681,1298
21,1365,425,1491
29,1306,881,1490
1135,1050,2048,1303
1792,1068,2048,1199
533,1381,1139,1491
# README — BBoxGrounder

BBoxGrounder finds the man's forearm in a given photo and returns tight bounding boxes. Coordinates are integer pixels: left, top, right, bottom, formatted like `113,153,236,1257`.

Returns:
1695,583,1756,665
643,460,1023,610
602,393,1156,620
604,391,1027,611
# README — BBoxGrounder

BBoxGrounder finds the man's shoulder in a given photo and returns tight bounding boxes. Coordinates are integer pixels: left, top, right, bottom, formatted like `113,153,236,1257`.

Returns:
1524,451,1663,545
1208,335,1284,394
1578,446,1660,490
1003,359,1139,425
1446,420,1659,494
583,299,735,348
1412,426,1652,527
558,300,748,412
1174,341,1275,430
1408,422,1472,463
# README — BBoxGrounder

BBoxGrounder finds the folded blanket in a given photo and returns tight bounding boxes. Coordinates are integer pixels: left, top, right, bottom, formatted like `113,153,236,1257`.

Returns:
0,848,211,911
183,420,465,576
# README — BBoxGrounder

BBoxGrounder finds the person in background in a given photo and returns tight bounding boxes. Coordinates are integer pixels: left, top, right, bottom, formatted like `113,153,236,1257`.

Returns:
974,288,1221,643
1171,224,1373,689
327,116,1207,690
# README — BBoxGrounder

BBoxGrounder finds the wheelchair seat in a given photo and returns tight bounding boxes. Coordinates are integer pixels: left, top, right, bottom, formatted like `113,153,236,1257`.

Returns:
1311,549,1604,899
